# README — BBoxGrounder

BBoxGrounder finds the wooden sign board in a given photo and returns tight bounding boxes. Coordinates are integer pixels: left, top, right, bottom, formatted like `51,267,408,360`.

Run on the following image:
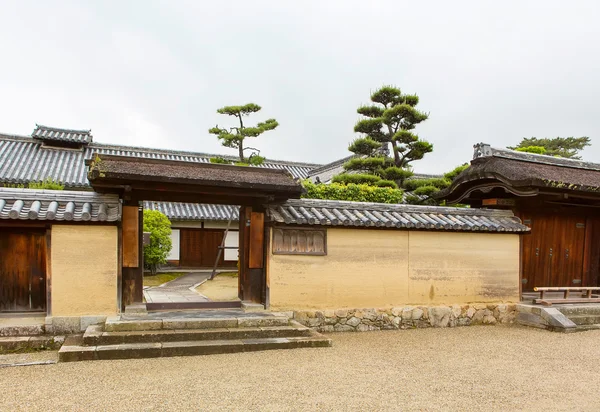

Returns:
482,198,515,207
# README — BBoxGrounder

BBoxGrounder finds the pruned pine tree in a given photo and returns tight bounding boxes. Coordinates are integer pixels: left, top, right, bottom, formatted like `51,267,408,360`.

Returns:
508,137,591,159
208,103,278,165
334,86,432,190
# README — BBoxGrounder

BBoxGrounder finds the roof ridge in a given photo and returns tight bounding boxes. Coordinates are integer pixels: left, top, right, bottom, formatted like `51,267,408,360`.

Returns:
475,143,600,172
285,198,513,217
35,124,92,134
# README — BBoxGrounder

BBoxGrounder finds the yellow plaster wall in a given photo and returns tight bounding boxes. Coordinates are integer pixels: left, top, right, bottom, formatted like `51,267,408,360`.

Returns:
51,225,118,316
268,228,519,310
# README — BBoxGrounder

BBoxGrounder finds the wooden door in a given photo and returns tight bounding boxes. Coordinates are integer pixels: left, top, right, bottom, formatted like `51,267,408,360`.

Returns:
179,229,224,267
553,216,586,287
521,213,554,290
0,229,47,312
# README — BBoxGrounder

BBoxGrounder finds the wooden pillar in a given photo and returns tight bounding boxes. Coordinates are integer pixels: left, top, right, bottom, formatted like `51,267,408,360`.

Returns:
121,202,143,307
239,205,266,304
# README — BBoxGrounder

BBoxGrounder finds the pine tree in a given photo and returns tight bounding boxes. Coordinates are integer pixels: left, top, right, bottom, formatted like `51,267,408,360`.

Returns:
208,103,278,165
334,86,432,189
508,137,590,159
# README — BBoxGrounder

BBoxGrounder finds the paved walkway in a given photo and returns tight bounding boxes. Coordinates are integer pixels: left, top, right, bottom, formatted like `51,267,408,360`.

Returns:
143,272,213,304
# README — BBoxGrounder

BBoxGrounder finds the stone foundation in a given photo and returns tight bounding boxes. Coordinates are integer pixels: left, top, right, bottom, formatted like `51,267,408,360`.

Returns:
293,304,517,332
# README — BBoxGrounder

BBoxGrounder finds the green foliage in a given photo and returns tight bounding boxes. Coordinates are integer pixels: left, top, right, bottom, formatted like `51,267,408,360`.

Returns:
248,154,265,165
143,210,172,275
208,102,278,163
508,137,590,159
403,177,451,192
443,164,469,181
337,85,432,190
4,177,64,190
332,173,387,186
514,146,547,155
210,157,231,164
303,180,403,204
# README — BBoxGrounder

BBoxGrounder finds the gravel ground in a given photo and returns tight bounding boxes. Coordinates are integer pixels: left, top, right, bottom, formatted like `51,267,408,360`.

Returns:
1,326,599,411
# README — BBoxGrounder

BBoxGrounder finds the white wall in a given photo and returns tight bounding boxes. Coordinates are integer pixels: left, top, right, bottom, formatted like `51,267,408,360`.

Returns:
224,231,239,261
168,229,180,260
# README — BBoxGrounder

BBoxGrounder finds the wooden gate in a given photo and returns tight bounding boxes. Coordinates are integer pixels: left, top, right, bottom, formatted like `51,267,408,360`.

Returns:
180,229,224,267
0,229,47,312
521,213,586,290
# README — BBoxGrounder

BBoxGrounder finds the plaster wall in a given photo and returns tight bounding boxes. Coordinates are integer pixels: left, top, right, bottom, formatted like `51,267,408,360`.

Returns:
268,228,520,310
51,225,118,316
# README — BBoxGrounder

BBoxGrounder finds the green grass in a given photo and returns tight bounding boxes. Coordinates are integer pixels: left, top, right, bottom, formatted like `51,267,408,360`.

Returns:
143,272,186,287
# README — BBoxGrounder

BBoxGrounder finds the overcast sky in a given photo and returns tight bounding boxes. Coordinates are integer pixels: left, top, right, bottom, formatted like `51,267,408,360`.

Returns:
1,1,599,173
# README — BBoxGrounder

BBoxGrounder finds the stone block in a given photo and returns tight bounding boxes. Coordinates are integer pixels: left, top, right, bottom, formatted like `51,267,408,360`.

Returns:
162,340,243,357
346,317,361,327
80,316,107,331
412,309,424,320
237,317,288,328
318,325,334,333
429,306,451,328
335,309,349,318
59,345,97,362
391,307,403,317
105,319,163,332
466,307,476,318
334,324,354,332
51,317,83,334
0,336,30,351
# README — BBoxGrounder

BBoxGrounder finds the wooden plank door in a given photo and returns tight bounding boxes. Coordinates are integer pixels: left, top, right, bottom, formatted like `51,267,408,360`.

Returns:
199,230,224,267
553,216,586,287
521,213,555,290
180,229,224,267
0,229,47,312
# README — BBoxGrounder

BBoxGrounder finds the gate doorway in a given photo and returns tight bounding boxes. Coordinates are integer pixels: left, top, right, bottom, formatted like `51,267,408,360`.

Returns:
0,228,47,313
521,213,587,290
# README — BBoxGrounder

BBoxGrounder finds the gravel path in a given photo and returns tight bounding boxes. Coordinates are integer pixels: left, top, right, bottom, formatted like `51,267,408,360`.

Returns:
144,272,212,303
1,326,599,411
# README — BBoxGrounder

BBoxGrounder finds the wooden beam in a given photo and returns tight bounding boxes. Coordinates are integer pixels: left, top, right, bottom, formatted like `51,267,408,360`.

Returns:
482,198,516,207
122,206,139,268
249,212,265,269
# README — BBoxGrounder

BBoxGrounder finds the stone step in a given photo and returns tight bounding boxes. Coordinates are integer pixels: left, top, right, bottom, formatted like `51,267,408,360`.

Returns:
574,324,600,332
59,332,332,362
564,314,600,326
83,323,313,346
0,335,65,353
104,315,290,332
557,305,600,316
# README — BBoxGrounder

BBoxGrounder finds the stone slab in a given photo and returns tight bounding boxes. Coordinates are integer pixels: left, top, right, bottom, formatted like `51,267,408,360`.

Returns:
96,343,162,360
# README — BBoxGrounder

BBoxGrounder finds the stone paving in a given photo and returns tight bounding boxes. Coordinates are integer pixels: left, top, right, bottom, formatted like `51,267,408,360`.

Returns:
143,272,214,304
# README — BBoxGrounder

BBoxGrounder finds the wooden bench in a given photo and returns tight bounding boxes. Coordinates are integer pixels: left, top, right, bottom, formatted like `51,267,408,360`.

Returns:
533,287,600,306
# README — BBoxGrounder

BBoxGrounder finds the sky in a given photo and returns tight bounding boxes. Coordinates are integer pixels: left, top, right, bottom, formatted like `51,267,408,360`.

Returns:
0,0,599,173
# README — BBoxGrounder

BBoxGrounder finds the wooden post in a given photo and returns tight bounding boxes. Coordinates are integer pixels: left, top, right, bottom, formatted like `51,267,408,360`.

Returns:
121,203,143,307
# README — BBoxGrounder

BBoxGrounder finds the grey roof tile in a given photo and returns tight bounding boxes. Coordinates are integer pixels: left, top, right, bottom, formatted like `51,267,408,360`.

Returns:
0,188,120,222
32,124,93,144
268,198,529,233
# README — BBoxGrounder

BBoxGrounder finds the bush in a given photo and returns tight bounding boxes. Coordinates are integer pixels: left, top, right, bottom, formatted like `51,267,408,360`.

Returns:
143,210,172,275
332,173,393,187
28,177,64,190
303,180,403,204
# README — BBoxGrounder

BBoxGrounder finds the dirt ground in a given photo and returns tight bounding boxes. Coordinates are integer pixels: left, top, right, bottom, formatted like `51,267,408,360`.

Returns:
1,326,599,411
196,272,239,301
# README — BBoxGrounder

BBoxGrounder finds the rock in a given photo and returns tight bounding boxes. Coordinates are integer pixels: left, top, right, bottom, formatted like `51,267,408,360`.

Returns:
466,307,476,318
483,315,497,325
318,325,334,333
402,307,414,320
496,304,507,313
412,309,424,320
391,307,403,317
346,317,361,327
429,306,451,328
354,311,364,319
335,309,349,318
323,310,336,318
356,324,372,332
334,324,354,332
471,309,485,324
363,309,378,321
483,309,493,317
473,303,487,311
392,317,401,327
325,317,338,325
307,318,322,327
451,305,462,318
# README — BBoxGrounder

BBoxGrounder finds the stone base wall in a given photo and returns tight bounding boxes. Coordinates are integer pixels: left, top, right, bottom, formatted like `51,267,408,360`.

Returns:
293,304,517,332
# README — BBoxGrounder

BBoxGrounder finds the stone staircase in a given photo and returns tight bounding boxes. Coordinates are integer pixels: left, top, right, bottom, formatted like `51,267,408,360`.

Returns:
556,305,600,331
517,303,600,332
58,312,331,362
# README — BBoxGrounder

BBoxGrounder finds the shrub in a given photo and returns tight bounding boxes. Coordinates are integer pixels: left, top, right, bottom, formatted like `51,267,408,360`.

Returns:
302,180,403,204
143,210,172,275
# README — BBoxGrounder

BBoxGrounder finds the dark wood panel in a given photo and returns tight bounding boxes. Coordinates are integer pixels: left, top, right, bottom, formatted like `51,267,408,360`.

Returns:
0,229,47,312
122,206,139,268
249,212,265,269
521,213,554,290
179,229,225,267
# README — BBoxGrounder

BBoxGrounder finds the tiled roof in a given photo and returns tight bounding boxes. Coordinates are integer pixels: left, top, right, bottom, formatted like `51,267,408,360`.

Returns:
268,198,529,232
144,202,239,221
0,188,120,222
32,124,93,144
0,134,318,189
